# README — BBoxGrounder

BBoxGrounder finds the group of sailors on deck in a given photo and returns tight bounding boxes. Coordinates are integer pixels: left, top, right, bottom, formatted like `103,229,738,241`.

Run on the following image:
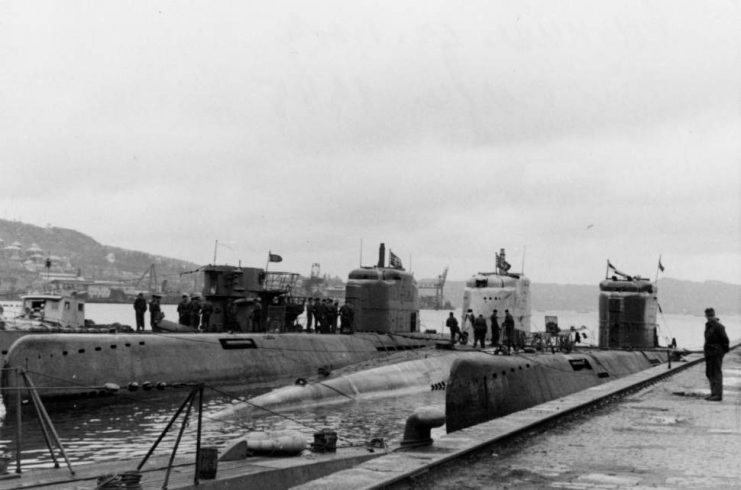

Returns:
446,309,518,352
305,297,355,334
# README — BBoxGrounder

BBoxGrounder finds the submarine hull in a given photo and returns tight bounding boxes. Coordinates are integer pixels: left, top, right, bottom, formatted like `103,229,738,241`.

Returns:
1,332,435,408
446,350,667,432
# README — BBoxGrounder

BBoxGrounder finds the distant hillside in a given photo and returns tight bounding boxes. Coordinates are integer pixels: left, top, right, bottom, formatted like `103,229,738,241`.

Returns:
0,219,200,294
442,278,741,315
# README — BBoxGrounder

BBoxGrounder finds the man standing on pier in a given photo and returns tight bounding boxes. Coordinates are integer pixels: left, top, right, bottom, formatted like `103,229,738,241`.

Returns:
703,307,730,401
133,292,147,332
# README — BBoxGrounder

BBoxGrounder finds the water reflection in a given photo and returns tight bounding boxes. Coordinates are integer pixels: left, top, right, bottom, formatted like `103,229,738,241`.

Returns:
0,384,445,469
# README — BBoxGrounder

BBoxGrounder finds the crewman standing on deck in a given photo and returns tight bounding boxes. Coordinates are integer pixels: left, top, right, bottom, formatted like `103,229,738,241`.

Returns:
306,298,315,332
330,301,340,334
316,299,328,333
149,293,162,329
251,298,263,331
503,309,515,354
133,293,147,332
339,302,354,334
200,298,213,331
177,294,190,326
446,312,461,344
490,309,500,348
473,314,488,348
190,294,202,330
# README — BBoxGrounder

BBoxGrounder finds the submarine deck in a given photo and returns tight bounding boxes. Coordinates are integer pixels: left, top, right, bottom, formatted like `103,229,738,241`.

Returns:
300,343,741,489
2,344,739,489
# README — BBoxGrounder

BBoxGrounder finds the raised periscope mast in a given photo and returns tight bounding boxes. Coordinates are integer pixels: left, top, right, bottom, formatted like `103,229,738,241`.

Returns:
599,262,659,349
344,243,419,333
462,248,531,333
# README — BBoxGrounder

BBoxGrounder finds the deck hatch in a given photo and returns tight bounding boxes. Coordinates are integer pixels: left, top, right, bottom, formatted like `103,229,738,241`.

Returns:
219,338,258,350
568,358,593,371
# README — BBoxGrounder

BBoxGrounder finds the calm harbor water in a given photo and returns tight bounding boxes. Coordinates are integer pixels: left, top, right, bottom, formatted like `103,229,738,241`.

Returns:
0,303,738,469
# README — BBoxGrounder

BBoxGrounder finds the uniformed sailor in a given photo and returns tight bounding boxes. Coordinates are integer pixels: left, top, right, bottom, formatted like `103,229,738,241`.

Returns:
329,301,339,334
473,314,488,348
149,293,162,329
703,307,730,401
503,309,515,354
490,309,500,348
200,299,213,331
177,294,190,326
133,293,147,332
190,294,202,330
306,298,315,332
446,312,461,344
339,302,354,334
251,298,263,331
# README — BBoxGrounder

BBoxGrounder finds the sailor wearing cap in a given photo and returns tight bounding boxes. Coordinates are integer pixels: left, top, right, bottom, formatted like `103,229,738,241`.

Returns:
133,293,147,332
190,294,202,330
703,307,730,401
177,294,191,326
149,293,163,329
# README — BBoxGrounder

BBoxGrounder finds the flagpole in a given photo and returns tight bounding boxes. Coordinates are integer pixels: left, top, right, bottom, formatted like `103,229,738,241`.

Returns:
654,254,662,284
265,251,271,273
213,240,218,264
521,245,526,274
605,260,609,279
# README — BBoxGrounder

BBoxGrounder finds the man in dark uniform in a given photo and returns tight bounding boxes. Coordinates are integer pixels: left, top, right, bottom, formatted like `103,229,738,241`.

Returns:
503,309,515,354
446,312,461,345
306,298,315,332
473,314,488,348
133,293,147,332
190,294,202,330
703,307,730,401
490,309,500,348
251,298,263,331
339,302,354,334
177,294,190,326
149,293,162,329
200,299,213,332
316,299,328,334
329,301,339,334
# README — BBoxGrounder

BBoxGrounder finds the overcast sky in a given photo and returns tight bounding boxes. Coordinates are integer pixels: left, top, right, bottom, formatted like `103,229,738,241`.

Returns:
1,1,739,285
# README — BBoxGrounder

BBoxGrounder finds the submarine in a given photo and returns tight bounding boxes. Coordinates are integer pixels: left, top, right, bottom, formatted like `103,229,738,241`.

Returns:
216,257,672,437
446,263,668,432
1,244,442,409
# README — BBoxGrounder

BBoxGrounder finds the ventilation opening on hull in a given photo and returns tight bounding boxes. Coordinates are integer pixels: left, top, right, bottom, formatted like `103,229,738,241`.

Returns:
375,344,425,352
219,338,257,350
568,358,593,371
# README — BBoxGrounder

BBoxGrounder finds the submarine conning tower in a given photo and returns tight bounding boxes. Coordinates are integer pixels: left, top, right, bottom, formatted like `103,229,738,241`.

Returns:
199,265,302,332
345,243,419,334
598,271,659,349
461,248,531,332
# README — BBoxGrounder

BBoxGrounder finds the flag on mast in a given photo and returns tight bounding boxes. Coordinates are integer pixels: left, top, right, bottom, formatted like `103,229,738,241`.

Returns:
658,258,665,272
268,252,283,263
389,250,403,269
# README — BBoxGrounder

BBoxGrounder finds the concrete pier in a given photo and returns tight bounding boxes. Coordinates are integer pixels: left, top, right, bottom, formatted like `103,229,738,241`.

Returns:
298,345,741,489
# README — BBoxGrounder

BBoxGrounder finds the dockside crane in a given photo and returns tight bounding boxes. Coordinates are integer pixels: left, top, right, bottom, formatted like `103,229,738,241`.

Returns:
418,266,449,310
135,264,159,294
